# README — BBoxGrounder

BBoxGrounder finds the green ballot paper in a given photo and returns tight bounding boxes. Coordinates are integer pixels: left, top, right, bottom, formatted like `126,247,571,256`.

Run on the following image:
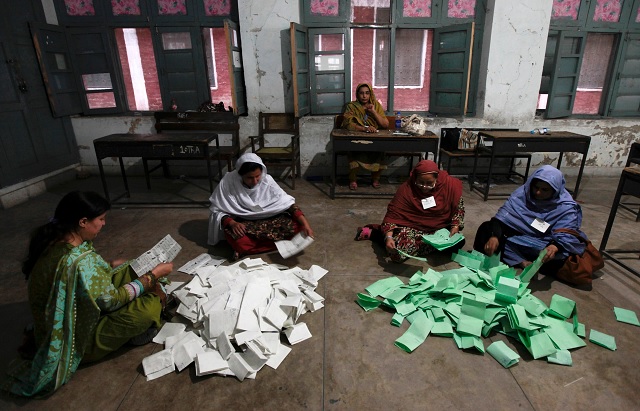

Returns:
422,228,465,251
487,341,520,368
613,307,640,327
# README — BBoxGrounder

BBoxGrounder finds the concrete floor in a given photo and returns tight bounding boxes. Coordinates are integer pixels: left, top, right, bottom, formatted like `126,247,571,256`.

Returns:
0,171,639,410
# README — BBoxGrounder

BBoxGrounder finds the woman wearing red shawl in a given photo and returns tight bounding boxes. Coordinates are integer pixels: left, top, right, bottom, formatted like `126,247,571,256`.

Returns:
341,83,389,190
356,160,465,262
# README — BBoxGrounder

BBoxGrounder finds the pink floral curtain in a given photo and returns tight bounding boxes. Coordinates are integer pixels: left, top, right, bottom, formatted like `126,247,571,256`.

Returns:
203,0,231,16
403,0,431,18
448,0,475,18
593,0,622,22
157,0,187,15
64,0,95,16
551,0,580,20
111,0,141,16
310,0,339,17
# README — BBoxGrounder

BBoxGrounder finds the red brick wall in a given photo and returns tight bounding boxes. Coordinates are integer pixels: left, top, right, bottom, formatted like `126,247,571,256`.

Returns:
210,28,232,107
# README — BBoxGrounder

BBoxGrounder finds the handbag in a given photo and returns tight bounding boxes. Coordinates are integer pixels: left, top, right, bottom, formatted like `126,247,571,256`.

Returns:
440,128,482,151
553,228,604,286
401,114,429,135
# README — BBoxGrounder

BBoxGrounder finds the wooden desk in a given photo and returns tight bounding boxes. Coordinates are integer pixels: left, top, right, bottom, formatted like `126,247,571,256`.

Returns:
600,166,640,277
471,131,591,201
94,133,221,205
330,129,439,199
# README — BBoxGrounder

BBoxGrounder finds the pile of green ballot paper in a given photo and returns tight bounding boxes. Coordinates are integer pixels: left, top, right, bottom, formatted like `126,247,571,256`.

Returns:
357,248,629,368
422,228,465,251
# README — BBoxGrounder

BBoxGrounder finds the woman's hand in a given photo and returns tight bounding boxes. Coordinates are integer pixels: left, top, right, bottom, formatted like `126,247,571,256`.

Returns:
228,220,247,238
542,244,559,263
385,236,396,253
484,236,500,255
298,215,314,239
449,226,460,237
110,259,127,268
362,125,376,133
151,262,173,279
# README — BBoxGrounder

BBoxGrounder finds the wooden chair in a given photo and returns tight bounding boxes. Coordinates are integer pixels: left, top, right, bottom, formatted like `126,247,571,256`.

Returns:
249,112,301,188
620,141,640,221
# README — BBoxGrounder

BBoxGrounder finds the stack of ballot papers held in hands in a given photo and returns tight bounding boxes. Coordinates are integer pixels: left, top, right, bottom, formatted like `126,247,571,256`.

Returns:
357,248,616,369
141,256,328,382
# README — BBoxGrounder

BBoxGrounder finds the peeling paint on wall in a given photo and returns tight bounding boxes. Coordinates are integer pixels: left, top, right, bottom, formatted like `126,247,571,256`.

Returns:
127,118,142,134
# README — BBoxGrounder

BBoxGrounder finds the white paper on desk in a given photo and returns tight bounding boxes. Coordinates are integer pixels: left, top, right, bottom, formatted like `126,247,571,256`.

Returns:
275,233,314,259
178,253,226,275
131,234,182,275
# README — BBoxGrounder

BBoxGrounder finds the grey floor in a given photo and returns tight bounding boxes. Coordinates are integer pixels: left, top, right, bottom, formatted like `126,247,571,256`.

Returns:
0,171,639,410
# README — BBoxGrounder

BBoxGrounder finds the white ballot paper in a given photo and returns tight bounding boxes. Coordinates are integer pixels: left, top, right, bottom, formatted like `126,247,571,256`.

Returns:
178,253,226,275
131,234,182,276
275,233,314,259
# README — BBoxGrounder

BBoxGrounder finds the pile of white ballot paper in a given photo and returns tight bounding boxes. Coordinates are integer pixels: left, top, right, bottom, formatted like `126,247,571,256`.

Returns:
142,255,328,382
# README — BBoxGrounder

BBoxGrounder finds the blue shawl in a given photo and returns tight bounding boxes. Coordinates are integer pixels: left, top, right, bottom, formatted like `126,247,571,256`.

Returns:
495,165,586,265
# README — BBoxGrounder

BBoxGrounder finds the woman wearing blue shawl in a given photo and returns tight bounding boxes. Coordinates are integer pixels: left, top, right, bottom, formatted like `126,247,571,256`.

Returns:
473,165,586,274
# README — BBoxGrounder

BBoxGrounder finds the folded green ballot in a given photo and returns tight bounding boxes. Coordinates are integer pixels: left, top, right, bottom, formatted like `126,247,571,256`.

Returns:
547,350,572,366
356,293,381,311
394,311,433,353
613,307,640,327
487,341,520,368
422,228,465,251
589,329,616,351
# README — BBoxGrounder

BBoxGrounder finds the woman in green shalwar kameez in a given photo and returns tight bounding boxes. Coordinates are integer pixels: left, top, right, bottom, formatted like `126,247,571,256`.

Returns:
6,191,173,397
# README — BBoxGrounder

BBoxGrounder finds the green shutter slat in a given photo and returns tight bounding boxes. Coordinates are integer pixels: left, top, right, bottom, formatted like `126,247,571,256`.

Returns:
608,33,640,117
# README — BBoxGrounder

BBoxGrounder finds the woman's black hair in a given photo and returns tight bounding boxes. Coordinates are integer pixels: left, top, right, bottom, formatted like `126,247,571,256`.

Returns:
22,191,111,278
238,161,263,176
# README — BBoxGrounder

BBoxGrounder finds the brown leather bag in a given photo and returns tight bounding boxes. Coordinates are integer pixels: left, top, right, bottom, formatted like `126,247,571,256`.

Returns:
553,228,605,285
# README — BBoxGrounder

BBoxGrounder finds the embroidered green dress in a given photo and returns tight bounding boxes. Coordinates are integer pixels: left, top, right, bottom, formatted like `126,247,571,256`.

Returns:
7,241,162,397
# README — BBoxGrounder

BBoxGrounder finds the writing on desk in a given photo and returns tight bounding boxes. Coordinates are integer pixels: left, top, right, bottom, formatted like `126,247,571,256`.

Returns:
518,143,527,148
177,112,188,119
178,145,202,154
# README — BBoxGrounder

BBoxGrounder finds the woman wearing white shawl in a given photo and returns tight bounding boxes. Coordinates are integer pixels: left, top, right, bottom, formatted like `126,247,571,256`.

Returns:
207,153,313,258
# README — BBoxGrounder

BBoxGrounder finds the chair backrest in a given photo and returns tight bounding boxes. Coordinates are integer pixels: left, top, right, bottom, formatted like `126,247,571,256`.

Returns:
333,114,397,129
258,112,299,136
626,142,640,167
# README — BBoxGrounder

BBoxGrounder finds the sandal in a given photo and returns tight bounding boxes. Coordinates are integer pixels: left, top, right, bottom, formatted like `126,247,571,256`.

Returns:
349,181,358,190
354,226,372,241
372,180,381,189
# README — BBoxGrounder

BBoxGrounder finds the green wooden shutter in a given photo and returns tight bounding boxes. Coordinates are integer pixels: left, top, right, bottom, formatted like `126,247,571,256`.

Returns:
29,23,83,117
429,22,474,115
224,20,247,115
546,30,586,119
290,23,310,117
607,33,640,117
308,27,350,115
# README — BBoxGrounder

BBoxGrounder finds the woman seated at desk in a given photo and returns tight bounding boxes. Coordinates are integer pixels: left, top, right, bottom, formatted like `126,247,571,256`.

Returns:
208,153,314,259
355,160,465,262
341,82,389,190
8,191,172,397
473,165,587,277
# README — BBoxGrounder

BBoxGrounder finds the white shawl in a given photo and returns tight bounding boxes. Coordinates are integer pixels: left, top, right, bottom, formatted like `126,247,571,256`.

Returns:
207,153,296,245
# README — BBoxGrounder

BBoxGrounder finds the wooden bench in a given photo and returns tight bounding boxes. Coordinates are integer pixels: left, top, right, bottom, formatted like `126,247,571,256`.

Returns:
154,111,242,173
439,127,531,180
